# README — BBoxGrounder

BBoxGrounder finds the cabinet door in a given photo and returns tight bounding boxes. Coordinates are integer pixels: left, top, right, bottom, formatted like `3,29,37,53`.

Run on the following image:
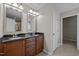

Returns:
0,43,3,53
36,35,44,54
3,40,25,56
25,38,36,56
0,43,5,56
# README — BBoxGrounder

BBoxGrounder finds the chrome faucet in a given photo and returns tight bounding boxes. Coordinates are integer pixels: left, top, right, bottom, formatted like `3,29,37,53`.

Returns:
13,34,17,38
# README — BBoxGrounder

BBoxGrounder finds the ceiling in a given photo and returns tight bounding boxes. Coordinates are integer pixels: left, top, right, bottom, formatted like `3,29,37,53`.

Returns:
25,3,47,10
6,3,79,19
26,3,79,13
53,3,79,13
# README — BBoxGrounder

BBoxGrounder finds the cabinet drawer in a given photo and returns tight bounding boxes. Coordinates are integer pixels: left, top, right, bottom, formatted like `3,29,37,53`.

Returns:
26,41,35,45
26,38,35,43
26,44,35,48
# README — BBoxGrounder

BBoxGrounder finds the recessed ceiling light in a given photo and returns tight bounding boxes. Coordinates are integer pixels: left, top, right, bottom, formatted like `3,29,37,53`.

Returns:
28,9,39,16
28,13,30,14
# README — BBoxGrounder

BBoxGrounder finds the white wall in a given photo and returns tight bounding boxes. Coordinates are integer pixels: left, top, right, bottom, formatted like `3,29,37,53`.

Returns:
37,4,60,55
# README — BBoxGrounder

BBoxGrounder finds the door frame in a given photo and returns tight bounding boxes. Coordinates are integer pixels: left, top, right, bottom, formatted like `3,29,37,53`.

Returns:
60,14,79,50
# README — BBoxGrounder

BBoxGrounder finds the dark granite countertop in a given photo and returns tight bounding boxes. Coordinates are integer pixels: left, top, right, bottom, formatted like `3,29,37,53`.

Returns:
0,32,44,43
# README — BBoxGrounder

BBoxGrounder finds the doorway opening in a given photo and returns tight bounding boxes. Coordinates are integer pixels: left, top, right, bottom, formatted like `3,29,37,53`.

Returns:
63,15,77,48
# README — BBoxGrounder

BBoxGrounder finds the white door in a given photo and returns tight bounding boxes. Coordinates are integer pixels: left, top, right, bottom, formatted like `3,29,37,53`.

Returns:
56,18,61,47
53,17,60,51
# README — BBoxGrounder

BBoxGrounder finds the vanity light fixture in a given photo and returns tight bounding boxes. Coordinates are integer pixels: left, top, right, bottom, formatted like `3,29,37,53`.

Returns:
19,5,23,9
6,3,24,10
28,13,30,15
12,6,17,10
33,11,36,14
30,13,33,15
12,3,18,7
5,3,24,13
28,9,39,16
13,3,24,10
36,13,39,15
5,4,11,8
29,10,33,13
17,9,22,12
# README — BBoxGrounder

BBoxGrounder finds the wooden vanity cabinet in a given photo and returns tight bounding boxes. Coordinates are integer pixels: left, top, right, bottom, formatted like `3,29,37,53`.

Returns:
3,40,25,56
2,34,44,56
0,43,5,56
36,35,44,54
25,38,36,56
0,43,3,53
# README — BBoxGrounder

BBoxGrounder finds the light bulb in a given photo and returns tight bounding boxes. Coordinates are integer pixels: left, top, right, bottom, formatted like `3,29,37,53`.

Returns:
28,13,30,15
13,3,18,7
19,5,23,9
33,11,36,14
36,13,39,15
29,10,33,13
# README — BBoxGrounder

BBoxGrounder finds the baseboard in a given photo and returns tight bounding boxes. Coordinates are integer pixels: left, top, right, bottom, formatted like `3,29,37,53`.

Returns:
77,45,79,50
43,49,48,55
43,49,53,56
64,39,77,42
48,51,54,56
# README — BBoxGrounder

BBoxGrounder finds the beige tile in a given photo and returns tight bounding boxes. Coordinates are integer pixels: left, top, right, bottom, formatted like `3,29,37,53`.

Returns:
37,41,79,56
53,42,79,56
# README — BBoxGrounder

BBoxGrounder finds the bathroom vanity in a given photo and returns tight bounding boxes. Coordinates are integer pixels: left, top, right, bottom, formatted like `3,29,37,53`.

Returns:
0,4,44,56
0,33,44,56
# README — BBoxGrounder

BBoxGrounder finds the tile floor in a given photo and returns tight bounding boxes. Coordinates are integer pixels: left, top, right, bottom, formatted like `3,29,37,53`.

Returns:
37,41,79,56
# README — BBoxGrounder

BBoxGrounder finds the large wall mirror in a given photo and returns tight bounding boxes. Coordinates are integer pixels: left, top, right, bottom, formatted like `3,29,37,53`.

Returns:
27,14,35,32
3,4,22,34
